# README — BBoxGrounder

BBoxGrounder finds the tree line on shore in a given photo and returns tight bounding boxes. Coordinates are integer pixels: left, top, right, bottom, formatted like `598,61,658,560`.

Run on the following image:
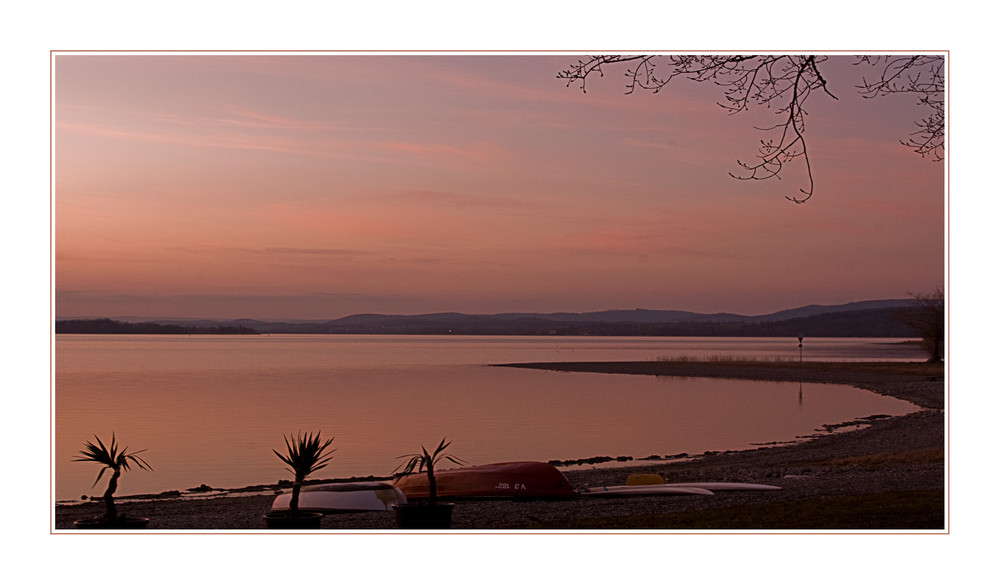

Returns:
55,318,258,335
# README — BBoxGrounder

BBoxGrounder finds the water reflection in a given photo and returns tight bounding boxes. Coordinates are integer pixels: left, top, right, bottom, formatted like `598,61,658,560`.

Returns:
54,335,922,501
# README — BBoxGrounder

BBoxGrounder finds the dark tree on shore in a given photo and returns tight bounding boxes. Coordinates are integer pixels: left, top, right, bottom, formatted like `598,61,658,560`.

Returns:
558,55,945,203
895,288,945,363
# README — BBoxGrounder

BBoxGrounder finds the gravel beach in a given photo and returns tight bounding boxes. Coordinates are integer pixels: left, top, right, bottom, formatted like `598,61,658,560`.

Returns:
54,360,945,531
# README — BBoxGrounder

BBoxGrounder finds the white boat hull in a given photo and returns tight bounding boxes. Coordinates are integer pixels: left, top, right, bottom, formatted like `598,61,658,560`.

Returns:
665,482,781,491
271,482,406,513
580,485,715,497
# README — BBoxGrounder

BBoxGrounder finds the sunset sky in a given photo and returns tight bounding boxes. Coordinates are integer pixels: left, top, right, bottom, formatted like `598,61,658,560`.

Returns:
53,54,945,320
15,0,996,572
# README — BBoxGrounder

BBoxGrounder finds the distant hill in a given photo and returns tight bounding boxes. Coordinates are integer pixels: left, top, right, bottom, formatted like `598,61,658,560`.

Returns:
58,299,922,337
743,299,918,322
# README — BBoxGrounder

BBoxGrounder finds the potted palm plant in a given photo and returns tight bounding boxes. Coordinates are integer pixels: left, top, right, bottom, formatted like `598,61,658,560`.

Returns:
392,437,466,529
264,431,335,529
72,433,153,529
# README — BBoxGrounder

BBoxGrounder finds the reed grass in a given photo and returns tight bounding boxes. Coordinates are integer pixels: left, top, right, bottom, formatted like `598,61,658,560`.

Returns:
656,354,796,363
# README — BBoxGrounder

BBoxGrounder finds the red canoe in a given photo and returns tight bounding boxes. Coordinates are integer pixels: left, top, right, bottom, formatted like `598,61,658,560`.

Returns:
395,461,578,500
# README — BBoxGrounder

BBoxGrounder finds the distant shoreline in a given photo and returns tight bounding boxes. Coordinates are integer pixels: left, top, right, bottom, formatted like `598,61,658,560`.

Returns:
54,318,258,335
53,300,923,337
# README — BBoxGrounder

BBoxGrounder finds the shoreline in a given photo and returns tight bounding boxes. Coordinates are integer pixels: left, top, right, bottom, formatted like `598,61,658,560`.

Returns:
498,360,945,410
54,360,945,530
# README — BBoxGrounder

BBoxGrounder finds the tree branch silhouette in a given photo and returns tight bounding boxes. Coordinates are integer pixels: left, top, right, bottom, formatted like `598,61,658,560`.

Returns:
558,54,944,203
855,55,945,162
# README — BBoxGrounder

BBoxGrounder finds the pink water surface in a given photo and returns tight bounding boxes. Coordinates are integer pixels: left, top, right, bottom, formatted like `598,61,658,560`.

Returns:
54,335,922,501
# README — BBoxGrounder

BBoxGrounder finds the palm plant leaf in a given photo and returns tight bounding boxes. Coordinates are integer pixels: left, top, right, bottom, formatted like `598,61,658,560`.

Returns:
73,433,152,487
392,437,465,504
428,438,467,467
74,434,115,466
440,454,466,467
392,437,466,476
392,454,421,476
273,431,336,479
121,450,153,473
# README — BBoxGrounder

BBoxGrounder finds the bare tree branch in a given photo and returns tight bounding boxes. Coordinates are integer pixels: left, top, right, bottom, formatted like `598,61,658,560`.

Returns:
558,54,945,203
855,55,945,162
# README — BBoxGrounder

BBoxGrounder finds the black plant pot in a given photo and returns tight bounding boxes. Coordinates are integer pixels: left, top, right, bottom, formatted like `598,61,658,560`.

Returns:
74,517,150,529
393,503,454,529
263,511,324,529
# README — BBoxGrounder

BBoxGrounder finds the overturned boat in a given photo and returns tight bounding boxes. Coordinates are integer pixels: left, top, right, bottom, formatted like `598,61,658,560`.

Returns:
271,481,407,514
395,461,579,501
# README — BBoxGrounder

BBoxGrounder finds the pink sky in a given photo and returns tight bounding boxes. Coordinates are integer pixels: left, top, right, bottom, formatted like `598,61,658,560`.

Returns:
54,54,944,320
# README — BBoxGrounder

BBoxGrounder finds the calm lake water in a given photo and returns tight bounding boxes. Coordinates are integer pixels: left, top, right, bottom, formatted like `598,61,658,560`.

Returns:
54,335,924,501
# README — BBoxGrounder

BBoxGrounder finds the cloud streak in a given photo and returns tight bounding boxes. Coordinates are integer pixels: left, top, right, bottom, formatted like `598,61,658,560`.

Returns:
54,54,945,319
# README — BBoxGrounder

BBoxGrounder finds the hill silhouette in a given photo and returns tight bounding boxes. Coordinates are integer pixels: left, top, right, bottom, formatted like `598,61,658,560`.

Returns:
56,299,922,337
